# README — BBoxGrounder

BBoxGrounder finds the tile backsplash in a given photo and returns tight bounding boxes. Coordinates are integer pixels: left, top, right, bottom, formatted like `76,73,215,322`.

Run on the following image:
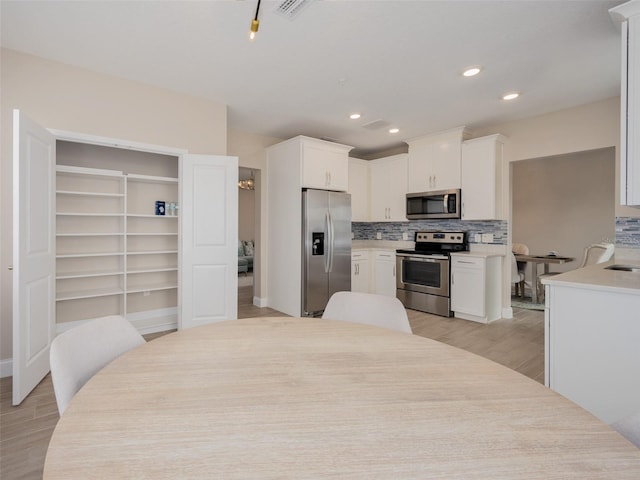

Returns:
353,220,508,244
616,217,640,248
352,217,640,248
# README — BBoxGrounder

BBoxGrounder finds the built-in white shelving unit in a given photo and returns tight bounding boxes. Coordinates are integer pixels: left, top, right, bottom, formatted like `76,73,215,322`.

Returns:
55,164,179,325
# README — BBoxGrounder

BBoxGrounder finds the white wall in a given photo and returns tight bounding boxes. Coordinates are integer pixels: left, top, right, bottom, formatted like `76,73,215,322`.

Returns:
1,48,228,367
238,188,256,242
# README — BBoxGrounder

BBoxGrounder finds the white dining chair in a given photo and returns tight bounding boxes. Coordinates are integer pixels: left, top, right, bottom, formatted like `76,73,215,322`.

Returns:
322,291,412,334
50,315,146,415
611,412,640,448
510,252,526,298
537,243,615,300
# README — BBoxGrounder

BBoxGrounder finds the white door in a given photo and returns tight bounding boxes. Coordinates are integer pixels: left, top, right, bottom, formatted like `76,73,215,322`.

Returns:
180,155,238,329
12,110,56,405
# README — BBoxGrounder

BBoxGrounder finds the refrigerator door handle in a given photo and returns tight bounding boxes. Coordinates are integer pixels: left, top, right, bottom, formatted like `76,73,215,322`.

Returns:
327,210,334,273
324,211,331,273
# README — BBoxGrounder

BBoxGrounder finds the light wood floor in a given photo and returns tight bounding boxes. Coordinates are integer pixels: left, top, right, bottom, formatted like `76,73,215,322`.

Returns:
0,284,543,479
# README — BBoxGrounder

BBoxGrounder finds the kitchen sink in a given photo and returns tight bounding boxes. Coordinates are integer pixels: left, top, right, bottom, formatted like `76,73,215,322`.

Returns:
605,264,640,272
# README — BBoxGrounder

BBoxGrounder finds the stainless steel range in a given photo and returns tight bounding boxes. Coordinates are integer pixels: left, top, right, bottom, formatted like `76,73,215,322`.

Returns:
396,231,468,317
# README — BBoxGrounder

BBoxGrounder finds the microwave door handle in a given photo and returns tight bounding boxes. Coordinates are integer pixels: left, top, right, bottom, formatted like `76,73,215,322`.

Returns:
443,194,448,212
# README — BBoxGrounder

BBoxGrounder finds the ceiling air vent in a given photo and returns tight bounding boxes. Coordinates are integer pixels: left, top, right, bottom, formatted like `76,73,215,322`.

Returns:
362,119,390,130
274,0,315,20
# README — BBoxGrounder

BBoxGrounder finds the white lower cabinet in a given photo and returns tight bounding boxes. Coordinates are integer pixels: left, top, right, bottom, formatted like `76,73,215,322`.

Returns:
450,253,501,323
545,282,640,424
351,250,371,293
374,250,397,297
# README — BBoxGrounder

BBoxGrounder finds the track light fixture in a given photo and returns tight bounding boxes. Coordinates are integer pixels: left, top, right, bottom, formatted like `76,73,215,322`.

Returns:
249,0,261,41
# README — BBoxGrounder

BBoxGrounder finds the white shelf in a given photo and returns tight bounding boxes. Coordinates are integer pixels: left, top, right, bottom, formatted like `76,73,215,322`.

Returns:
57,233,124,237
126,173,178,184
56,270,125,280
126,232,178,237
127,250,178,256
57,190,125,198
127,267,178,275
56,252,125,259
127,214,178,218
57,212,125,217
57,165,123,178
57,287,124,301
127,283,178,294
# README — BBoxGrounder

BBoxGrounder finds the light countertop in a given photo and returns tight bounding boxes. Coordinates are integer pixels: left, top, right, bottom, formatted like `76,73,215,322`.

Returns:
542,258,640,295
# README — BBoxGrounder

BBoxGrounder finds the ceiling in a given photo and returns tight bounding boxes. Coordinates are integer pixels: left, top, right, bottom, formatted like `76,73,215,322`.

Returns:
0,0,627,158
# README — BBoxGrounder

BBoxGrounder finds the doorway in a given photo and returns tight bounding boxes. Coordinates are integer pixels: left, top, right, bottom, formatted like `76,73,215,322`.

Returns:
510,147,615,300
238,167,257,310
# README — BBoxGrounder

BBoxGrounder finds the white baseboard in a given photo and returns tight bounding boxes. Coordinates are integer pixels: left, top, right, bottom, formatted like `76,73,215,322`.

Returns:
253,296,268,308
502,306,514,319
1,358,12,378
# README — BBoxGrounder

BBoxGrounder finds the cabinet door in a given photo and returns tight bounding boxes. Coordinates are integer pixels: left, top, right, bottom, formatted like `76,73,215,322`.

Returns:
348,158,370,221
12,110,56,405
325,149,348,191
461,135,504,220
431,137,462,190
407,143,433,193
302,143,348,191
180,155,238,329
374,252,396,297
451,265,485,317
351,251,370,293
301,143,328,189
407,129,466,193
370,155,408,221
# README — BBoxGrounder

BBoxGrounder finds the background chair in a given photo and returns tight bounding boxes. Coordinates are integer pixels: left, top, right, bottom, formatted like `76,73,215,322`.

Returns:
50,315,146,415
322,291,412,334
537,242,615,300
611,412,640,448
580,242,615,267
512,243,529,297
510,252,526,298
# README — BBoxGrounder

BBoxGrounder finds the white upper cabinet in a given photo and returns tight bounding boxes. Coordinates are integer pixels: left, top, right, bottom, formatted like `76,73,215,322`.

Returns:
299,136,351,191
348,157,370,222
369,153,408,222
461,134,507,220
406,127,469,193
611,1,640,206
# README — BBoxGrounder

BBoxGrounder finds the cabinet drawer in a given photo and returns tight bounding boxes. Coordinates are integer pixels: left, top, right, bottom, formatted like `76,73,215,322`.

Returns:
451,256,484,269
374,250,396,261
351,250,369,261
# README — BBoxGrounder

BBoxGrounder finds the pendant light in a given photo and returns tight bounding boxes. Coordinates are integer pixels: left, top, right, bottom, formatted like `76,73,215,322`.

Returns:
249,0,261,41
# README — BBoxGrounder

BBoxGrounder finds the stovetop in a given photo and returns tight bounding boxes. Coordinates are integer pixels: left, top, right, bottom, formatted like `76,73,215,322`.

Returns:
396,231,468,256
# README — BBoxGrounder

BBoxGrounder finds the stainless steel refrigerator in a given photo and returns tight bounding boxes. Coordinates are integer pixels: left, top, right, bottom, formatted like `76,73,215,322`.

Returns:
302,189,352,316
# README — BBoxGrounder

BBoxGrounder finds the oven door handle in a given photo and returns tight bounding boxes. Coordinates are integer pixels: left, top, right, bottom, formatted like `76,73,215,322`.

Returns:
396,254,448,261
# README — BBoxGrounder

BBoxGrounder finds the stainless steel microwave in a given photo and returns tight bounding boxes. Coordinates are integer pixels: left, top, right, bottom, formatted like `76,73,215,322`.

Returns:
406,189,461,219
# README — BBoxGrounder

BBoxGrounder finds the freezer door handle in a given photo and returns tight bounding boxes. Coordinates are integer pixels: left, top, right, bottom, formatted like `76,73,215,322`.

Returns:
324,211,331,273
326,210,334,273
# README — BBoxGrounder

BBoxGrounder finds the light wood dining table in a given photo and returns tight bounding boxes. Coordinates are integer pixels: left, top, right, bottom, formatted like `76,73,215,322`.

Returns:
514,253,575,303
44,317,640,479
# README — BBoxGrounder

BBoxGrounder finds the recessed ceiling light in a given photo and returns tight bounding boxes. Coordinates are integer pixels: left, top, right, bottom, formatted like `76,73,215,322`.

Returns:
389,128,400,134
349,113,361,120
462,66,482,77
502,92,520,101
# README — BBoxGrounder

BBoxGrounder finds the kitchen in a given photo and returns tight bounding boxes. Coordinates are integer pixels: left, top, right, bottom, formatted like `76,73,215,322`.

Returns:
3,1,640,475
2,0,637,386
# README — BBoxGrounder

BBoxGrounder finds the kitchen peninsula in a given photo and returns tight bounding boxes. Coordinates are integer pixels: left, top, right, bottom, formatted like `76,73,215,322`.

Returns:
542,259,640,424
